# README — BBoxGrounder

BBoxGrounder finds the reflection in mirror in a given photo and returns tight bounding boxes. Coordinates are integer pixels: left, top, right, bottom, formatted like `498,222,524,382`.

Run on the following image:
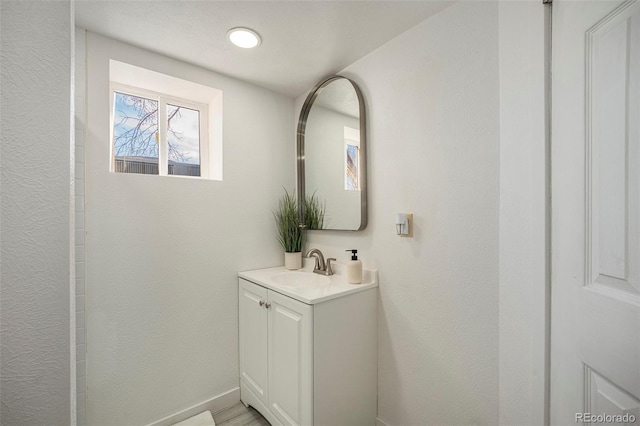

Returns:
297,76,367,230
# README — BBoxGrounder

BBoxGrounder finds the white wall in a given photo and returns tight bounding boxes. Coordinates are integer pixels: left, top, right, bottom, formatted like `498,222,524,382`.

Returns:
75,27,88,426
299,3,500,424
0,2,74,425
83,32,294,425
498,2,549,425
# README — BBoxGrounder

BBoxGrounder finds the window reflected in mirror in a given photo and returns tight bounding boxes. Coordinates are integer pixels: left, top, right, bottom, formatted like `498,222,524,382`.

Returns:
344,126,360,191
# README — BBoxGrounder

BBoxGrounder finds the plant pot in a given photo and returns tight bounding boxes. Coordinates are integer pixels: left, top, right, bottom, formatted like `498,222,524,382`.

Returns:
284,251,302,270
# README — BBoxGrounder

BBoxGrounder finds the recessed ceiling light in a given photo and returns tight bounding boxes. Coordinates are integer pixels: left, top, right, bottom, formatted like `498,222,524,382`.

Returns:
227,27,261,49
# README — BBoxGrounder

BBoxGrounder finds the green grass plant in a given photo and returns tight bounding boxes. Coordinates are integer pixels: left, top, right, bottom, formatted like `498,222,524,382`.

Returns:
273,189,304,253
303,191,326,230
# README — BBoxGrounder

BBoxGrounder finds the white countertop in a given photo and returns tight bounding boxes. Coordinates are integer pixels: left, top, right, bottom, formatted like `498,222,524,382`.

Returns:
238,262,378,305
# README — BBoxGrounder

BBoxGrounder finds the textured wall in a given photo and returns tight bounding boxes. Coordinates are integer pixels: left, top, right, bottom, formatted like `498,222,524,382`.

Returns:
75,27,88,426
498,3,548,425
83,32,294,425
300,3,500,424
0,2,73,425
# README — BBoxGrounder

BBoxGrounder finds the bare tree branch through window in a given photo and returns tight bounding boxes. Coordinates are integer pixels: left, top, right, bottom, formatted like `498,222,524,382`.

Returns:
113,92,191,163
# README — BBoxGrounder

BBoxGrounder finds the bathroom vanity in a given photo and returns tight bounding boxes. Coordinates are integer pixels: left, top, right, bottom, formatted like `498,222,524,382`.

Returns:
238,264,378,426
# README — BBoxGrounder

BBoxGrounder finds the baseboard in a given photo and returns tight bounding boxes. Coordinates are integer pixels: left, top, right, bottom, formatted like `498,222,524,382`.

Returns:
146,387,240,426
376,416,390,426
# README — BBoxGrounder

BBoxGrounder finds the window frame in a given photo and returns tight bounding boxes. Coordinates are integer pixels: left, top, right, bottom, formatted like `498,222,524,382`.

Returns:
110,82,210,179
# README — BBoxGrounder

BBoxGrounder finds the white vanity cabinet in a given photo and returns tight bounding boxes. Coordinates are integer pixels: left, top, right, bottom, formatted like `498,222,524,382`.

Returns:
239,278,313,426
238,267,377,426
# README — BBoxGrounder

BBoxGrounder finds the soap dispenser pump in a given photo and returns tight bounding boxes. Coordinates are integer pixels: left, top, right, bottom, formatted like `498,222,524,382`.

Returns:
345,249,363,284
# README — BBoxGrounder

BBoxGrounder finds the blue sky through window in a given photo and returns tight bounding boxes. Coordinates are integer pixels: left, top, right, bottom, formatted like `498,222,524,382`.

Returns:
167,104,200,165
113,92,158,159
113,92,201,165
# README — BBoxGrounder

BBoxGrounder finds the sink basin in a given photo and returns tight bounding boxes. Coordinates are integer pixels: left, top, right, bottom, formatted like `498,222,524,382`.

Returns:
270,271,331,287
240,265,378,304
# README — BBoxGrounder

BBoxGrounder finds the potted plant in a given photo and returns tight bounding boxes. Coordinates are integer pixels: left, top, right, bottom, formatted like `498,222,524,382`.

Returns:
273,189,327,269
274,189,304,269
303,190,326,230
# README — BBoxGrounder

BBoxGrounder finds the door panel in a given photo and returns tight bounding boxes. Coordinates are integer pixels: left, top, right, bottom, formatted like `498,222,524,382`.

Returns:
588,0,640,301
586,367,640,422
552,1,640,424
268,291,312,426
239,279,269,406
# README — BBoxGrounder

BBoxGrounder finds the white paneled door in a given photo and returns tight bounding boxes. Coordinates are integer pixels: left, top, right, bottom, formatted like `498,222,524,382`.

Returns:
551,1,640,424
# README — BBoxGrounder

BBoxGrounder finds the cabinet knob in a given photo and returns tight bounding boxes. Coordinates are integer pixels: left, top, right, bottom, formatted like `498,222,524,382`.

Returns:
259,300,265,307
265,303,271,309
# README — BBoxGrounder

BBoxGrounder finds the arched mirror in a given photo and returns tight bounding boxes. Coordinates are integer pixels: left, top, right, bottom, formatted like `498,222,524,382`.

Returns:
297,76,367,231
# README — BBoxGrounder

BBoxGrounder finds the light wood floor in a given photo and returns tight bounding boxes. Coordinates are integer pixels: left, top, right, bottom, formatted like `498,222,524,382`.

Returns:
212,403,270,426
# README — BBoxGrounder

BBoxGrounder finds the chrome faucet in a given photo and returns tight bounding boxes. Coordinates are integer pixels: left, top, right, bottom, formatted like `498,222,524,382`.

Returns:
305,248,335,276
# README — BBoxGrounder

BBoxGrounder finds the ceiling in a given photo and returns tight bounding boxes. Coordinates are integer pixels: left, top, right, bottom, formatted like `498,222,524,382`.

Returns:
75,1,453,98
314,78,360,118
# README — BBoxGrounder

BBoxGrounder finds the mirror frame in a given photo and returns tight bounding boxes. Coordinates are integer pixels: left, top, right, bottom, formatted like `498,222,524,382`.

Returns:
296,75,368,231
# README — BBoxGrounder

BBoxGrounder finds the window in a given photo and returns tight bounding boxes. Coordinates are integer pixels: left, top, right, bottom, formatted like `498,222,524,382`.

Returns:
112,85,206,177
344,126,360,191
112,91,159,174
167,104,201,177
109,60,223,180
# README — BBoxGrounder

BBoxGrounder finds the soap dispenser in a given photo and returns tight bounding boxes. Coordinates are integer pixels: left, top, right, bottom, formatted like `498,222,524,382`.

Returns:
345,249,363,284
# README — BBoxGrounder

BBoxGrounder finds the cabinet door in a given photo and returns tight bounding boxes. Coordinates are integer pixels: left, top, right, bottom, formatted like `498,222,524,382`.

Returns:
267,290,313,426
239,279,269,407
